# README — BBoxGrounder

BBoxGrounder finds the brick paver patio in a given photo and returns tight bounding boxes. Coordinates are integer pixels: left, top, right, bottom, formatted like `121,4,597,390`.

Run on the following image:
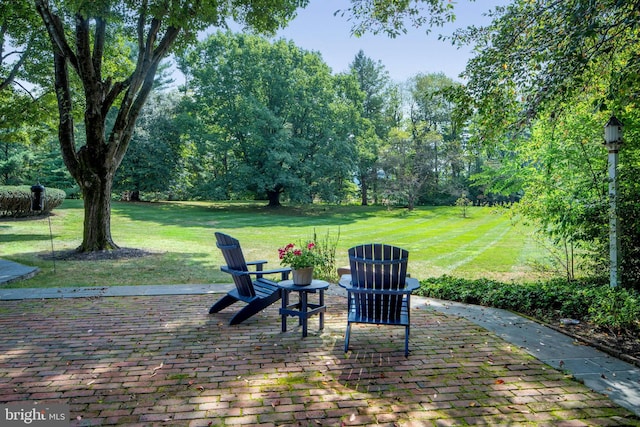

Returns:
0,294,638,426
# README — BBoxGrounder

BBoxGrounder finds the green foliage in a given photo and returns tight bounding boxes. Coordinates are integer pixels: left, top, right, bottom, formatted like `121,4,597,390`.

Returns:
0,185,66,217
377,73,475,208
417,276,640,333
0,141,34,184
344,0,455,38
348,51,389,205
588,287,640,332
617,109,640,287
460,0,640,136
114,92,187,198
179,32,357,205
459,1,640,289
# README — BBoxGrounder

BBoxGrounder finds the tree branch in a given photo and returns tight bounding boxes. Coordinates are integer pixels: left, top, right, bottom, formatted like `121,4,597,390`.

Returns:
111,25,181,166
93,17,106,83
53,51,81,179
34,0,79,71
0,40,31,91
74,14,96,85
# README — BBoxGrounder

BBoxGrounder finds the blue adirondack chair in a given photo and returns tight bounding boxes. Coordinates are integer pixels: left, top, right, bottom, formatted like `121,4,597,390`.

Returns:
339,243,420,356
209,232,290,325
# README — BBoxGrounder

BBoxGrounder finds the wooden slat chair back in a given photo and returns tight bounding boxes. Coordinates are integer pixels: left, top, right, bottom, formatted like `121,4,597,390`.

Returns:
209,232,290,325
339,243,420,356
216,233,256,298
349,244,408,323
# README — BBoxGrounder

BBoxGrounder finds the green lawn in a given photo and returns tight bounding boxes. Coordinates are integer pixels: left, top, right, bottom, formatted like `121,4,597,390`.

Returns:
1,200,551,288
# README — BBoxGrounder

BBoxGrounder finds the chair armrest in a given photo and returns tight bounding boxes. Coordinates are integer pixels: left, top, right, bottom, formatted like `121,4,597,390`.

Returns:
339,274,352,288
405,278,420,292
339,274,420,295
221,265,291,280
245,260,290,279
246,260,268,268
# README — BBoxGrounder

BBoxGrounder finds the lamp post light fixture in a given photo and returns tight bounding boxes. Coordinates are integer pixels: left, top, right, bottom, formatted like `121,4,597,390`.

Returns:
604,115,623,288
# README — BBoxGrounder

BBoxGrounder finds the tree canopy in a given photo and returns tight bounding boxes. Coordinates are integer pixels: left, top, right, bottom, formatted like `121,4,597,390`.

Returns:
178,32,358,205
458,0,640,138
459,0,640,286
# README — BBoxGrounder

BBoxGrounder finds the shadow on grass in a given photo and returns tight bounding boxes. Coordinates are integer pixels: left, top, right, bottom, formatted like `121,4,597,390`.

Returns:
109,200,424,230
3,249,226,289
0,233,52,243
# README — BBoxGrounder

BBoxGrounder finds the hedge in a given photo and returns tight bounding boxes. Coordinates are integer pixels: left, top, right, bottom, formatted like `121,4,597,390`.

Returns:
417,275,640,333
0,186,66,218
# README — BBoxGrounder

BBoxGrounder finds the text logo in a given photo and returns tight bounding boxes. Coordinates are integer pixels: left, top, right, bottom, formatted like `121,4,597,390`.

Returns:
1,403,69,426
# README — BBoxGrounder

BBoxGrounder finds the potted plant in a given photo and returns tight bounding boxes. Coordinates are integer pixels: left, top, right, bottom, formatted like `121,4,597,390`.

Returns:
278,241,320,285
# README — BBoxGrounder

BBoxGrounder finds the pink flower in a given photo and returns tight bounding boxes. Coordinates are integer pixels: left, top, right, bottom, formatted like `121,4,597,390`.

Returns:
278,241,320,269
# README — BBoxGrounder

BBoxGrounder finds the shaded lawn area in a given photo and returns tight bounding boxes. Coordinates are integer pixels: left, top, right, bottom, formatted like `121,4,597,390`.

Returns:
1,200,549,288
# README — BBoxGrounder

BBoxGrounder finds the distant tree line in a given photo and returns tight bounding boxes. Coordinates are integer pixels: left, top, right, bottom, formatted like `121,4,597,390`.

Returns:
2,32,491,209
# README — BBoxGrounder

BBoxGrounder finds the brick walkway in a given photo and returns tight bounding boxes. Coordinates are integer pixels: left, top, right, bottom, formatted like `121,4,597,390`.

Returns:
0,295,638,426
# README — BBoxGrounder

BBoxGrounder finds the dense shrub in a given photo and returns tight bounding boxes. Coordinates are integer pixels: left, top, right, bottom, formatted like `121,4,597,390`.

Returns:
417,275,640,333
0,186,66,217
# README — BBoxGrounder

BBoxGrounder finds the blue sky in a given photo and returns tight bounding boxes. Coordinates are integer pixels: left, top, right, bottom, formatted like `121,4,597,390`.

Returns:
269,0,509,82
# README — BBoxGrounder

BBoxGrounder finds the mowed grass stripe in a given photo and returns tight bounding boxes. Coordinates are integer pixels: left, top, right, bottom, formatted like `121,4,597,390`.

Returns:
2,201,548,287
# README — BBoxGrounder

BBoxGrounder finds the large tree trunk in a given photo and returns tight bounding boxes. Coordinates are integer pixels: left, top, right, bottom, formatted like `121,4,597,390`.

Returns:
80,172,118,251
360,174,368,206
267,188,281,207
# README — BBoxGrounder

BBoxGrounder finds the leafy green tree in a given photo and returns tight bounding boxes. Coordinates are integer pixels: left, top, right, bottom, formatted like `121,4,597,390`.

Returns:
379,126,439,210
458,0,640,139
349,50,390,205
1,0,40,90
0,141,33,185
404,72,472,204
342,0,455,37
455,194,472,218
0,85,58,187
29,0,306,251
114,91,185,200
180,32,355,206
1,0,57,182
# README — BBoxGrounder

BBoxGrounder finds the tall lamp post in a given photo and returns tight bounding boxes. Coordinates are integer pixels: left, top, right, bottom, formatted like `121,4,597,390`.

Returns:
604,116,623,288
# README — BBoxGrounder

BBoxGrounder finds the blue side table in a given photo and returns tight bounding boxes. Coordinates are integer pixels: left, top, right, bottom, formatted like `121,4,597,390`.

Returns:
278,279,329,337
